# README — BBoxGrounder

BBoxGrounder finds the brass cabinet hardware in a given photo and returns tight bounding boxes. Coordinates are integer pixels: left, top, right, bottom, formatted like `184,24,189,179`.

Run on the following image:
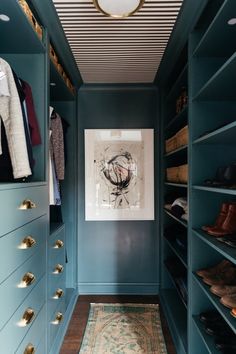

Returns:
53,288,64,299
24,343,35,354
19,199,37,210
21,308,35,326
54,239,64,248
52,312,63,325
53,264,64,274
19,236,36,249
19,272,35,288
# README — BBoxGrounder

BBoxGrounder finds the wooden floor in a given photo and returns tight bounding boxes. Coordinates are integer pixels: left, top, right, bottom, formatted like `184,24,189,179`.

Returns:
60,295,177,354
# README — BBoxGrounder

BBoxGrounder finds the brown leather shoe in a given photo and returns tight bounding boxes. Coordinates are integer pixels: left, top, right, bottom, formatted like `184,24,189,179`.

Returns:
210,284,236,297
220,293,236,308
196,259,233,278
230,308,236,317
202,266,236,286
202,203,230,232
208,204,236,237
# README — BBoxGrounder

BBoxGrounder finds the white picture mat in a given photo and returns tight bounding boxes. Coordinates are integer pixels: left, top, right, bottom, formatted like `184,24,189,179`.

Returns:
85,129,154,220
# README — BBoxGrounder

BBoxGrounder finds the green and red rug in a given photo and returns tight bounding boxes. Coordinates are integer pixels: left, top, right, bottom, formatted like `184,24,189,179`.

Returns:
79,303,168,353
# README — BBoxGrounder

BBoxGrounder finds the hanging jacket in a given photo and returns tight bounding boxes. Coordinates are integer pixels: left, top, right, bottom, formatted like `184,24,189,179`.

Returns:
0,58,31,179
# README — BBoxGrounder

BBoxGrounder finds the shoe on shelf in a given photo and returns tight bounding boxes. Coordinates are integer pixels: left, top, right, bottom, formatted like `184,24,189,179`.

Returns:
204,164,236,188
215,336,236,348
230,308,236,318
204,322,233,337
220,235,236,248
196,259,233,278
207,204,236,237
202,202,230,232
199,310,223,324
210,285,236,297
215,343,236,351
202,266,236,287
220,293,236,309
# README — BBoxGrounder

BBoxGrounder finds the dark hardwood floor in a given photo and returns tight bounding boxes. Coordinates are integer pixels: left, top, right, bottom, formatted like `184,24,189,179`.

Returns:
60,295,177,354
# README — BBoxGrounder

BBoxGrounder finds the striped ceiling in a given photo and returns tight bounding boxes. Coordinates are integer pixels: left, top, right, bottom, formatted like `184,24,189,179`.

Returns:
52,0,183,83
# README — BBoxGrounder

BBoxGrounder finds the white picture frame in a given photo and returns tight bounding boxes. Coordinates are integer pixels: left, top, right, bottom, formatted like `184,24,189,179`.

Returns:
85,129,154,221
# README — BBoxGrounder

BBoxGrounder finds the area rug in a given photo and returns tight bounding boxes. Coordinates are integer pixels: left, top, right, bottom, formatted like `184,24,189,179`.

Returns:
79,303,168,354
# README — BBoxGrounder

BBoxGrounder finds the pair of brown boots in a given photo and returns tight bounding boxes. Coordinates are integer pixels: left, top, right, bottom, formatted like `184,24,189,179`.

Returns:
197,260,236,315
202,202,236,237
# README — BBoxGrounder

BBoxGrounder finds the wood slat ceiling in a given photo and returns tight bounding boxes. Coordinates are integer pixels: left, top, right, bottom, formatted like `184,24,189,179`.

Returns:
52,0,183,83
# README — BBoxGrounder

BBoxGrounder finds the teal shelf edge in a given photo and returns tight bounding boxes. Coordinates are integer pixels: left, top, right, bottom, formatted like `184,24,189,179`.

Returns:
193,52,236,101
165,145,188,157
165,106,188,132
193,185,236,195
0,181,47,191
164,237,187,267
50,222,64,235
192,316,220,354
164,209,188,228
165,182,188,188
160,289,187,354
193,121,236,145
193,229,236,264
165,64,188,103
164,263,187,309
193,274,236,335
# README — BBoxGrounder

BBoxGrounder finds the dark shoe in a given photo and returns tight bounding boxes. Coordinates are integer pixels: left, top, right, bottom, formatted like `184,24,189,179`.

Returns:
202,266,236,286
202,203,230,232
196,259,233,278
215,336,236,348
221,235,236,248
210,284,236,297
204,322,233,337
199,310,223,324
215,343,236,351
208,204,236,237
220,294,236,308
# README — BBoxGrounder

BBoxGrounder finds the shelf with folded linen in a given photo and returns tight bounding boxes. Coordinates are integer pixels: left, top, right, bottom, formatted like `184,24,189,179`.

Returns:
164,225,187,267
160,289,187,354
192,316,225,354
193,274,236,334
193,229,236,264
164,257,188,308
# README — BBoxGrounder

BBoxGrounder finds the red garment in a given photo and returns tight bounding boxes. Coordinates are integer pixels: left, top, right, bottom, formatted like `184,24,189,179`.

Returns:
22,80,41,146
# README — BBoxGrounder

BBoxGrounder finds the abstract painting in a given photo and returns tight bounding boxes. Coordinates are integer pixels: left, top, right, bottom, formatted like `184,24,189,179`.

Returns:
85,129,154,220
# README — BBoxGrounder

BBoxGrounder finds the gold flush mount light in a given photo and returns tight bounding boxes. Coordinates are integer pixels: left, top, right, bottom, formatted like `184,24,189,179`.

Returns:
93,0,145,18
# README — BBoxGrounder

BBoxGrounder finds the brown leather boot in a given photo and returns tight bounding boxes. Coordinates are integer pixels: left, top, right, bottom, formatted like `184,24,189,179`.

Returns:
208,204,236,237
210,285,236,297
202,203,230,232
220,293,236,309
196,259,233,278
202,266,236,286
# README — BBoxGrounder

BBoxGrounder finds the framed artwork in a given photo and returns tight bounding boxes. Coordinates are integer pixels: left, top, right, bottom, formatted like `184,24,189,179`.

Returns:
85,129,154,221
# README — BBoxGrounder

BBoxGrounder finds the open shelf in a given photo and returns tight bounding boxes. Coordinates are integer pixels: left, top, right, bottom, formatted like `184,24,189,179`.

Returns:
164,209,188,228
193,185,236,195
165,145,188,158
160,289,187,354
165,64,188,104
0,0,45,54
193,52,236,101
193,274,236,335
165,106,188,134
50,222,64,236
192,316,220,354
50,62,75,101
193,121,236,145
164,262,187,308
165,182,188,188
164,237,187,267
193,229,236,264
193,0,235,58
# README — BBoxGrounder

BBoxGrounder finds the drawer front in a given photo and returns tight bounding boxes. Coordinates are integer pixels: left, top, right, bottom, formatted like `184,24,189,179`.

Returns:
0,185,48,237
35,331,47,354
0,275,46,353
15,305,46,354
0,247,46,330
49,226,65,264
48,281,66,320
0,215,47,284
49,251,66,276
49,300,66,349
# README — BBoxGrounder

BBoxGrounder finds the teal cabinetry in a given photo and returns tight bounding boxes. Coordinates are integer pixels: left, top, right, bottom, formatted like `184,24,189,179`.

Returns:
160,0,236,353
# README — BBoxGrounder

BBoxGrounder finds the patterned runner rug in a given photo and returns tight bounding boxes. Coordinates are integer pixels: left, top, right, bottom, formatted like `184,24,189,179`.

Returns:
79,303,168,354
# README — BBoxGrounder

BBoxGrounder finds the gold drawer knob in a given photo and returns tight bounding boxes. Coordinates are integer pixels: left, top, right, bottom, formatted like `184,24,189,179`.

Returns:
54,239,64,248
19,308,35,327
24,343,35,354
53,264,64,274
18,272,36,288
52,312,63,325
53,288,64,299
19,236,36,249
19,199,37,210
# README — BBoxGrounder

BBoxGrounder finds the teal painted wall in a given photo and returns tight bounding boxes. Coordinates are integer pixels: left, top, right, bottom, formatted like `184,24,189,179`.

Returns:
77,85,159,294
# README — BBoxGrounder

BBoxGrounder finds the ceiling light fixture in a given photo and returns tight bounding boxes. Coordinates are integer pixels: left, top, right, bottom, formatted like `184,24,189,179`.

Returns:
93,0,145,18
